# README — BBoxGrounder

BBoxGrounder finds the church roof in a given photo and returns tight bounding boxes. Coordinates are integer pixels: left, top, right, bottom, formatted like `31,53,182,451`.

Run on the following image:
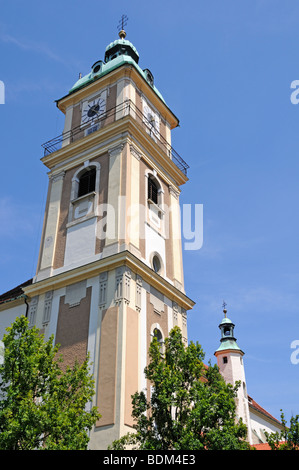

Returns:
215,338,243,353
105,38,139,59
248,395,282,425
219,316,234,325
69,35,166,104
252,442,272,450
70,54,165,103
0,279,32,305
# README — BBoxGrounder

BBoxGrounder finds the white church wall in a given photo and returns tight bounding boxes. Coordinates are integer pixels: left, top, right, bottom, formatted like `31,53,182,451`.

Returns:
0,303,27,340
145,223,166,274
250,409,283,443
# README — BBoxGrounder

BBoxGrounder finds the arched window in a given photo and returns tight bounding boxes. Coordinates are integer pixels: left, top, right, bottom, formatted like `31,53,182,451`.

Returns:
224,327,231,336
69,161,101,225
78,167,96,197
153,327,164,353
153,327,163,343
148,175,159,205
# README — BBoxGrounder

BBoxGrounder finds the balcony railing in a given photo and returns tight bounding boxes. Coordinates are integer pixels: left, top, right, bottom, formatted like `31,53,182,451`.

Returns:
41,100,189,176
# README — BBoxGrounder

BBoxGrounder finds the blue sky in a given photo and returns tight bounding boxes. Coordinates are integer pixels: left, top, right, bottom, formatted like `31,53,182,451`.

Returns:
0,0,298,425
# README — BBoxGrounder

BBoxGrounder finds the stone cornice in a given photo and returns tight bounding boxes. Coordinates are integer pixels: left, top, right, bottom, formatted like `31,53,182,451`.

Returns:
23,250,195,311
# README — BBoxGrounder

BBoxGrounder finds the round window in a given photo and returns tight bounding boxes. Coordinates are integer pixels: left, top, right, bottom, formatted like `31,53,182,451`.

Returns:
152,255,161,273
93,64,101,73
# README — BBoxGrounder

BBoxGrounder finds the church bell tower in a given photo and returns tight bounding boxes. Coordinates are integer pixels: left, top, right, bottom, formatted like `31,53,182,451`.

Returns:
214,305,253,445
23,23,194,449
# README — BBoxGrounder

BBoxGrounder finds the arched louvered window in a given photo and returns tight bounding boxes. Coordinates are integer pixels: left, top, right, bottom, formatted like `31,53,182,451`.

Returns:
78,167,96,197
153,327,164,354
153,327,163,343
148,175,158,205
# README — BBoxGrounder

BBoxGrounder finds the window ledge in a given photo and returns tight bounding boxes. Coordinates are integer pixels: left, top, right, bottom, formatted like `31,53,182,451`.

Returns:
147,199,165,215
71,191,96,205
66,213,97,229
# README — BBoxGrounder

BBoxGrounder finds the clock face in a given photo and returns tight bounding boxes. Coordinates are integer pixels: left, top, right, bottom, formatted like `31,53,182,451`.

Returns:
144,105,156,126
143,103,159,138
81,97,106,124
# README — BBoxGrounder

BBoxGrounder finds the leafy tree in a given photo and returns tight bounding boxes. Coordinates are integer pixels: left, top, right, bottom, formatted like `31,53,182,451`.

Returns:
109,326,251,450
265,411,299,450
0,316,100,450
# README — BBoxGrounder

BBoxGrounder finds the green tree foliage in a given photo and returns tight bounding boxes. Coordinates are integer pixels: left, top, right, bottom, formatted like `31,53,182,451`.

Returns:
0,316,100,450
109,326,250,450
265,411,299,450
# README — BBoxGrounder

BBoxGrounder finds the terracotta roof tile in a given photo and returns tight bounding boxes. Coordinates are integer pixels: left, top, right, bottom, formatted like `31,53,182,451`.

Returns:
248,395,281,425
253,442,272,450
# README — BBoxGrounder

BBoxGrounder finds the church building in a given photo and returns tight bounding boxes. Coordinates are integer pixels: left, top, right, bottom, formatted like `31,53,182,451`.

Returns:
0,26,194,449
0,25,283,450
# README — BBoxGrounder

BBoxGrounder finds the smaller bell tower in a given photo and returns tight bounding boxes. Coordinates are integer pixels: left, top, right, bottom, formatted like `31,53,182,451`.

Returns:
214,304,252,445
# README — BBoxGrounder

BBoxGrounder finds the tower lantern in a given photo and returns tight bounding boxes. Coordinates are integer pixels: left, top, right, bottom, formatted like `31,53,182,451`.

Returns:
217,304,240,348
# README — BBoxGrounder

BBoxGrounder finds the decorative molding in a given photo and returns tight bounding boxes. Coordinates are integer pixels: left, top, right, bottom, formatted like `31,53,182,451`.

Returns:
65,280,87,308
150,285,164,315
115,266,131,305
23,251,195,312
172,301,179,324
135,275,142,312
50,171,65,184
169,184,179,199
42,290,53,325
99,271,108,308
108,143,125,158
28,296,39,328
182,309,187,328
129,144,142,161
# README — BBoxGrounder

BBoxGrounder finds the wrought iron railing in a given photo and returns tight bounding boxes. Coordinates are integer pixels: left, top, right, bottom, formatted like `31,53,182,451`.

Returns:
41,100,189,176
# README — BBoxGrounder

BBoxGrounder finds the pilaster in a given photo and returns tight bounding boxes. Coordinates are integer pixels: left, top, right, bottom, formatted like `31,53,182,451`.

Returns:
38,171,65,279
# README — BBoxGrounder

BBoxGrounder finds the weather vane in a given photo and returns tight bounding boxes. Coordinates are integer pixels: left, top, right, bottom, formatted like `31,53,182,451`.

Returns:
222,301,227,316
117,14,128,39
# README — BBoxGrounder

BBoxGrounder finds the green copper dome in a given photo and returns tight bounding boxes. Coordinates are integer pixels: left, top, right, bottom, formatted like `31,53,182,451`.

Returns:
105,38,139,63
219,316,234,325
69,31,165,103
215,309,244,354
